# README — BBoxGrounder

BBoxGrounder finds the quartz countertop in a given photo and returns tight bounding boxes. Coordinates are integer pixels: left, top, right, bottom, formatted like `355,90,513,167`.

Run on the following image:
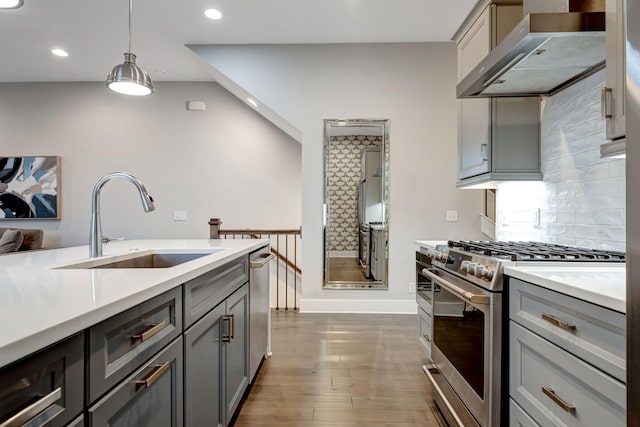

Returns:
0,239,268,367
504,264,626,313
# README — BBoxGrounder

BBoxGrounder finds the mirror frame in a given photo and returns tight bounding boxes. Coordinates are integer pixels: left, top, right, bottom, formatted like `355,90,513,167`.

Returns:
322,118,389,290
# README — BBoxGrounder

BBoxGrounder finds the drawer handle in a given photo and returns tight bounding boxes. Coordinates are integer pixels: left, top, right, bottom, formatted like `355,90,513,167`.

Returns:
0,387,62,427
542,386,576,413
251,253,275,268
135,362,171,391
541,313,576,332
131,321,167,344
222,315,234,342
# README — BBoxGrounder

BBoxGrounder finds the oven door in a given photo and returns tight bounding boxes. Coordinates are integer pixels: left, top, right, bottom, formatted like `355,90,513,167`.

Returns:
422,268,499,427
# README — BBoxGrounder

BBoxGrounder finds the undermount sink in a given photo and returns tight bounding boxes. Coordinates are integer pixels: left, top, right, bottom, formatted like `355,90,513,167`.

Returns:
56,249,225,270
92,253,209,269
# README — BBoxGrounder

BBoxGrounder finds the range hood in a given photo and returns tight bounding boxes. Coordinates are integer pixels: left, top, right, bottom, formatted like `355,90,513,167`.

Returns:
457,1,605,99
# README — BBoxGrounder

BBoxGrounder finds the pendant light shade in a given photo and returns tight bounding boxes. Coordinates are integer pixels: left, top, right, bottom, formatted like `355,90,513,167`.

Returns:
106,0,153,96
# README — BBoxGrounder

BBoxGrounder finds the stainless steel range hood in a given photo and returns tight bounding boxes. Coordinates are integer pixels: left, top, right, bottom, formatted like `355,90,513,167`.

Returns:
457,1,605,99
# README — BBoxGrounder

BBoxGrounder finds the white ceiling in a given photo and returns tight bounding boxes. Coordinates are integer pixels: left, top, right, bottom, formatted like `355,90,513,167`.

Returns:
0,0,477,83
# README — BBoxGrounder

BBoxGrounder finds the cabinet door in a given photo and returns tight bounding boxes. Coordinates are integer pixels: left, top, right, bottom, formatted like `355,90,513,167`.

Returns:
458,5,492,180
225,284,249,424
88,337,184,427
0,334,83,427
184,303,226,427
604,0,626,140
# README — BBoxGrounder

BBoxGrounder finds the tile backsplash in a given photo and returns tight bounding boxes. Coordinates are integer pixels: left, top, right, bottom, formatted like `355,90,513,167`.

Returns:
496,70,626,252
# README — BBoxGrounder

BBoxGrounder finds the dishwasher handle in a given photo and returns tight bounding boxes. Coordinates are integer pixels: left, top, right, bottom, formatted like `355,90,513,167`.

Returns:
251,253,275,269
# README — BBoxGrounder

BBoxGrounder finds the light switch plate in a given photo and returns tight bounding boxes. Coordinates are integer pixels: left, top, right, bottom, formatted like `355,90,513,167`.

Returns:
173,211,187,221
446,210,458,222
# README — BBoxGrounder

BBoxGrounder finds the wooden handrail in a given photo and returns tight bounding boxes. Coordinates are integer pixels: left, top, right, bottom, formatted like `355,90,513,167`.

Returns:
219,228,301,235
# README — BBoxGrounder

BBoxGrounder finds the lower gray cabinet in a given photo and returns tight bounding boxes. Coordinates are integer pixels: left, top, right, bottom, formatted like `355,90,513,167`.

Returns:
224,284,249,424
0,333,84,427
88,337,184,427
184,303,225,427
184,283,249,427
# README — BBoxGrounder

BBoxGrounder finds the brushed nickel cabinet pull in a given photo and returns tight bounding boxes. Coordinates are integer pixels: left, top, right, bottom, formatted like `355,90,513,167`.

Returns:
251,253,275,268
0,387,62,427
542,313,576,332
602,86,613,119
131,321,167,344
480,143,489,162
229,314,235,340
542,386,576,413
222,315,232,342
135,362,170,391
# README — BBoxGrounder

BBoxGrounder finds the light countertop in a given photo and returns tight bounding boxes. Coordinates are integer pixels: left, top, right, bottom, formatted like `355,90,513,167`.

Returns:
0,239,268,367
505,264,626,313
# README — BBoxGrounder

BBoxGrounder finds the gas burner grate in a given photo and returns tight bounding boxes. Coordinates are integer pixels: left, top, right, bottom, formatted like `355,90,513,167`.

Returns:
447,240,626,262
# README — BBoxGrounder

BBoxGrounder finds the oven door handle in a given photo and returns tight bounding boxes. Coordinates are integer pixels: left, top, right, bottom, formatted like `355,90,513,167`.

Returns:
422,269,489,305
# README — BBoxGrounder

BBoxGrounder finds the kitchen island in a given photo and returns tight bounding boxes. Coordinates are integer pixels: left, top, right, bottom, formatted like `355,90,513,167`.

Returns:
0,238,269,427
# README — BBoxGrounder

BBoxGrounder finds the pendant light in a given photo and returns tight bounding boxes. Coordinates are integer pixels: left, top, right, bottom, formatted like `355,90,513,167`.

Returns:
106,0,153,96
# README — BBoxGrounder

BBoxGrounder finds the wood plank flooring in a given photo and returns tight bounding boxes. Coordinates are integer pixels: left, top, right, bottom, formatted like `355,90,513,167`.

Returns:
327,257,370,282
234,311,446,426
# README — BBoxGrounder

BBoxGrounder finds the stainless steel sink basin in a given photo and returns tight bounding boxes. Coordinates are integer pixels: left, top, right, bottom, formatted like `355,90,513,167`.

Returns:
92,253,208,269
55,249,225,270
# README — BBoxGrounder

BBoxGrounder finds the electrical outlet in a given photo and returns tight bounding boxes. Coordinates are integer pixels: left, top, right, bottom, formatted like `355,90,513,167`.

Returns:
409,282,416,293
446,210,458,222
173,211,187,221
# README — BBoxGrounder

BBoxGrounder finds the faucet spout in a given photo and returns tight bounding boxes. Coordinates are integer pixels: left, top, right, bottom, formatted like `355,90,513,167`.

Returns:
90,172,155,258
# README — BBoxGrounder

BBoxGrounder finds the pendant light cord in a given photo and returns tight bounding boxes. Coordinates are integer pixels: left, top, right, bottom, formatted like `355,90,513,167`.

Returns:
128,0,132,54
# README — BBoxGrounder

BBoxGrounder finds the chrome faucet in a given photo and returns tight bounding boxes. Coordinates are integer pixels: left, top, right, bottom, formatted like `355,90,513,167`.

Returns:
90,172,155,258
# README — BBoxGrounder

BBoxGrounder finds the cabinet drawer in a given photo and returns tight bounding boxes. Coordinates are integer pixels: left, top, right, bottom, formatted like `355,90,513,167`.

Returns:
510,322,626,427
184,256,248,328
509,277,625,382
89,336,183,427
510,398,540,427
89,287,182,402
417,306,432,357
0,334,84,427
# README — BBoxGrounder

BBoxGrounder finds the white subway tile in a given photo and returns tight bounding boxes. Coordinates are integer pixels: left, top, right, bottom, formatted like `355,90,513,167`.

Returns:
556,211,576,224
608,159,626,177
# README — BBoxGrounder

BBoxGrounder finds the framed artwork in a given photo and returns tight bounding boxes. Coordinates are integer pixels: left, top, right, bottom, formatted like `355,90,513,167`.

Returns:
0,156,61,220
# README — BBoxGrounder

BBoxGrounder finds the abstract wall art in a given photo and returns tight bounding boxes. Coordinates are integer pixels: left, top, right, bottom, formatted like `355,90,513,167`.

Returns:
0,156,61,220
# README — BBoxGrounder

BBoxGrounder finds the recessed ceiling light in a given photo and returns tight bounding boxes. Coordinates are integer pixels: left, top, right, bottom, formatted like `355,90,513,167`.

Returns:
204,8,222,20
0,0,23,9
51,48,69,57
247,98,258,108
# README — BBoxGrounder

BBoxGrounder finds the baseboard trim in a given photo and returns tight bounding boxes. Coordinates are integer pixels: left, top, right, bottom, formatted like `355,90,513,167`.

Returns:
299,298,417,314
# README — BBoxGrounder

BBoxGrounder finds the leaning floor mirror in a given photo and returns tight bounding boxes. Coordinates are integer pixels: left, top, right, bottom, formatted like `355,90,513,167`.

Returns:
323,119,389,289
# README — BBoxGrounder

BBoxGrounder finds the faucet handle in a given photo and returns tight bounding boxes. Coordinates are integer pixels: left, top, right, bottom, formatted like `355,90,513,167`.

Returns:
102,236,125,244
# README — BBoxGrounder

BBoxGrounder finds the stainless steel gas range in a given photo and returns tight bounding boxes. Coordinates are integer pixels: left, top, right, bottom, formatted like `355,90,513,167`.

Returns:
418,241,625,427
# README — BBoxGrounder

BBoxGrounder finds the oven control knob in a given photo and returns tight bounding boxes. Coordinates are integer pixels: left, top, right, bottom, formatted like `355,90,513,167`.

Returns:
482,268,494,281
460,260,470,272
473,264,485,277
466,262,477,275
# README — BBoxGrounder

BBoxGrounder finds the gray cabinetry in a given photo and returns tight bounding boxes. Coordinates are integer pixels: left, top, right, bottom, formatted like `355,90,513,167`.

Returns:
224,284,249,424
0,333,84,427
510,398,540,427
88,287,182,402
183,256,248,328
454,1,541,187
603,0,626,141
184,283,249,427
88,336,184,427
184,303,225,427
508,277,627,426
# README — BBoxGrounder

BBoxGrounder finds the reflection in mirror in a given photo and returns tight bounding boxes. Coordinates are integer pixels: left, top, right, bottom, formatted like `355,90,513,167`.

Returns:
323,119,389,289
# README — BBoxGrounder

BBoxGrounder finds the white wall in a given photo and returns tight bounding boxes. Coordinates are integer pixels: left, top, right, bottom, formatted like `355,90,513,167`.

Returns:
0,82,301,248
496,70,626,252
192,43,485,313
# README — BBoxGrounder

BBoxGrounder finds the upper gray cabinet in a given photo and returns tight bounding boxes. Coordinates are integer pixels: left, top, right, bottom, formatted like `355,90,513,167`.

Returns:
454,1,542,188
603,0,626,141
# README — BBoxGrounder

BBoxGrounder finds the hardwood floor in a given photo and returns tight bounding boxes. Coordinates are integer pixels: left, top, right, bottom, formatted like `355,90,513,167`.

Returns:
327,257,370,282
234,311,446,426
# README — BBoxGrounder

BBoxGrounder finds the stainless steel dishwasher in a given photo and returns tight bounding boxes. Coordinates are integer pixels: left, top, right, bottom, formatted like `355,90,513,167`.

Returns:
249,247,274,382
